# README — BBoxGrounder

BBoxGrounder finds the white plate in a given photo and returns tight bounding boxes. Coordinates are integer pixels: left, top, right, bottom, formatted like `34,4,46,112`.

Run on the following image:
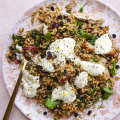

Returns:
2,0,120,120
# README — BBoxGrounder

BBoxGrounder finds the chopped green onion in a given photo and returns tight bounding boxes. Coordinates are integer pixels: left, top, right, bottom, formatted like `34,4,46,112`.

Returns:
45,31,51,43
93,58,99,62
79,3,87,12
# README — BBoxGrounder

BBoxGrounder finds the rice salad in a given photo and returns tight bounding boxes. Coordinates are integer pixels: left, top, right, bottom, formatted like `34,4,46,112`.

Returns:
6,2,120,119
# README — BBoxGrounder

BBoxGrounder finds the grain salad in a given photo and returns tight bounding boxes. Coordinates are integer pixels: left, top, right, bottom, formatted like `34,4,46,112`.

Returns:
6,2,120,119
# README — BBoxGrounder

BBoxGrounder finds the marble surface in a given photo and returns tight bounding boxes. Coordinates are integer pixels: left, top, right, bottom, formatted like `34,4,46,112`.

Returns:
0,0,120,120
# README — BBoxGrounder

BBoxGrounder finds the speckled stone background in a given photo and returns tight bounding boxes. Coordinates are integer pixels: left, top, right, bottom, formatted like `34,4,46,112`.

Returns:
0,0,120,120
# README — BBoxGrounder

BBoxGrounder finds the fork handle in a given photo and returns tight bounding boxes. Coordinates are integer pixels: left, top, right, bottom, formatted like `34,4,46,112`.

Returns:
3,70,23,120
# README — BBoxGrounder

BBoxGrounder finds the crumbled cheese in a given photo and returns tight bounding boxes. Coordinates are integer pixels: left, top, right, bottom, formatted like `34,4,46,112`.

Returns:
16,44,23,52
32,55,55,72
16,53,24,60
52,82,76,104
74,72,88,88
43,24,48,35
80,61,106,76
95,34,112,54
22,70,40,98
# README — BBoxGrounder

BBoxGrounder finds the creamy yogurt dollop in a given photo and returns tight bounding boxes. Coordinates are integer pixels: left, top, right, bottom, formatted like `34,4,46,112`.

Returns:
22,70,40,98
80,61,106,76
52,82,76,104
32,55,55,72
74,72,88,88
95,34,112,54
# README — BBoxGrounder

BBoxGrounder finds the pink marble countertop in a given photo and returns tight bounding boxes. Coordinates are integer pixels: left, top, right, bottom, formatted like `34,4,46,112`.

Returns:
0,0,120,120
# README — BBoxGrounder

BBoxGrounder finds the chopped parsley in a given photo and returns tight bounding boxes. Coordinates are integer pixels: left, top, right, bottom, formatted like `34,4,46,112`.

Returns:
79,29,98,45
93,58,99,62
12,34,25,46
45,95,58,109
31,30,41,40
101,87,114,100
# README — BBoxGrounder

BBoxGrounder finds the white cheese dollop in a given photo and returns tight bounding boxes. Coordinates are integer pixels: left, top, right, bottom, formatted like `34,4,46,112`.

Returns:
52,82,76,104
46,37,107,76
47,38,76,64
22,70,40,98
32,55,55,72
16,44,23,52
95,34,112,54
74,72,88,88
80,61,106,76
43,24,48,35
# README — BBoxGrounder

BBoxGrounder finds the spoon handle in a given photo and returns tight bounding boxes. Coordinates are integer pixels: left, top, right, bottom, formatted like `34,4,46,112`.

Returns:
3,70,23,120
3,59,28,120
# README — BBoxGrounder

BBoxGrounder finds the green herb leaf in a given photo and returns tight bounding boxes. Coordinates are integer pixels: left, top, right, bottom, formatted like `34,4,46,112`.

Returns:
45,95,58,109
40,11,43,14
75,20,83,26
35,34,41,40
102,92,111,100
12,34,25,46
98,101,103,109
107,79,111,83
79,3,87,12
90,88,96,95
79,29,84,36
110,60,117,75
71,30,77,36
93,58,99,62
54,118,56,120
45,31,51,43
34,41,39,47
105,26,109,30
102,87,114,94
88,35,98,45
51,77,58,82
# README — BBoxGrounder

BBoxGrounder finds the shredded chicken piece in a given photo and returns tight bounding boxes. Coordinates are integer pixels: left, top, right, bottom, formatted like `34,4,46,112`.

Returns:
73,12,104,24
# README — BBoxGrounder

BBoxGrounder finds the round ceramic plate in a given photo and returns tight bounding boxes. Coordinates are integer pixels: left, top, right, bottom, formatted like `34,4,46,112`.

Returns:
2,0,120,120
